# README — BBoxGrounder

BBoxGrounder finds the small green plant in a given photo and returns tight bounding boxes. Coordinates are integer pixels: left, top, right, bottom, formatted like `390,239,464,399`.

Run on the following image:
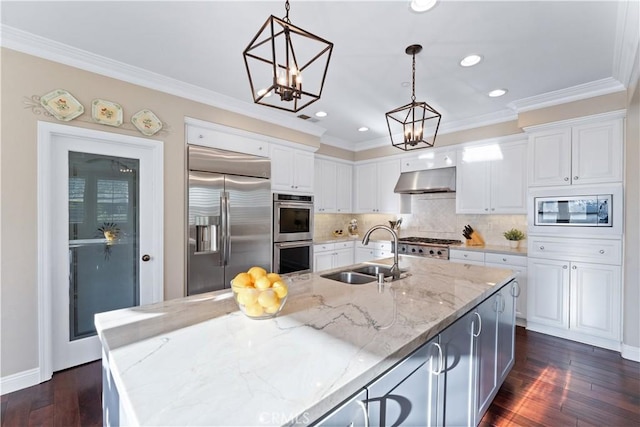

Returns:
503,228,525,241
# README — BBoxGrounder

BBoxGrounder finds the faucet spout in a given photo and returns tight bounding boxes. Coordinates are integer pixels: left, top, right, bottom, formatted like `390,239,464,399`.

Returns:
362,225,400,278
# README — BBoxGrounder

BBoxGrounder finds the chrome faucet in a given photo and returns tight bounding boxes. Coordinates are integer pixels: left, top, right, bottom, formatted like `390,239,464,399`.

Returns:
362,225,400,278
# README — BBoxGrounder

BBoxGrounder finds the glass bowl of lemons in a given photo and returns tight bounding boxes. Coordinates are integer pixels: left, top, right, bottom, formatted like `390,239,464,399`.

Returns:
231,267,289,319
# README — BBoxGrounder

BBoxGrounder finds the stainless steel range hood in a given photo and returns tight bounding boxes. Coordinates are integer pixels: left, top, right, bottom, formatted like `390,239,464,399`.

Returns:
394,166,456,194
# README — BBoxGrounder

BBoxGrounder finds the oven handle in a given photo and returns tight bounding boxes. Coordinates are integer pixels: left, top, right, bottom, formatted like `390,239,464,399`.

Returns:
275,241,313,249
274,201,313,209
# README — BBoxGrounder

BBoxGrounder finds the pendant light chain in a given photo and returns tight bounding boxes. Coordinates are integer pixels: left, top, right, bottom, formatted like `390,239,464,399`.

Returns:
411,51,416,103
284,0,291,23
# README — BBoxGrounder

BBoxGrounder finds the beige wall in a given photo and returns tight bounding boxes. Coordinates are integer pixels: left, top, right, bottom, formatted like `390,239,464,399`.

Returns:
315,143,355,161
624,81,639,349
0,48,320,377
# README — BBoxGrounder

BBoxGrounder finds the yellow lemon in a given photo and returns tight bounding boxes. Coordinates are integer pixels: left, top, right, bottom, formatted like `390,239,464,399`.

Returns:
244,302,265,317
236,288,259,306
264,303,281,314
266,273,282,284
254,276,272,290
272,280,288,298
248,266,267,282
231,272,253,292
257,289,278,308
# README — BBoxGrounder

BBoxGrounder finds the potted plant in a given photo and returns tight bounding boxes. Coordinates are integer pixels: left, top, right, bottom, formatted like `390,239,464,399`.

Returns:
503,228,525,249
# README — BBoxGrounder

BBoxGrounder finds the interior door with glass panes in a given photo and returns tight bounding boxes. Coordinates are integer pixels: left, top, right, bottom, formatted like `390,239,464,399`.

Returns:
49,133,161,372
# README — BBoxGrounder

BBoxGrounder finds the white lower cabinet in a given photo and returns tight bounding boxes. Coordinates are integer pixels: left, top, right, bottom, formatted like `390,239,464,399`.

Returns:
527,236,622,350
313,242,355,272
355,241,392,263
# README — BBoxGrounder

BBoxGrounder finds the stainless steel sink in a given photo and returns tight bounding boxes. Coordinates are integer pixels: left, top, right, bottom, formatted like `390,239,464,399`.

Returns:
352,265,396,278
320,271,377,285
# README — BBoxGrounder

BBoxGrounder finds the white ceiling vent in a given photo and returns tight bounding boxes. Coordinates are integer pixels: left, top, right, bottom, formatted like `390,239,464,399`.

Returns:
297,114,319,123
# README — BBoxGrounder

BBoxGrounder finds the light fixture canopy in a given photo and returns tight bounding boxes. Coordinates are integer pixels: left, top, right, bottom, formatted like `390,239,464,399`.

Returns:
243,0,334,113
386,44,442,151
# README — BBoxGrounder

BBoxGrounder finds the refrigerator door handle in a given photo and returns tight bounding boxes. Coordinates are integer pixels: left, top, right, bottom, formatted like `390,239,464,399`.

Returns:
223,191,231,265
220,193,227,266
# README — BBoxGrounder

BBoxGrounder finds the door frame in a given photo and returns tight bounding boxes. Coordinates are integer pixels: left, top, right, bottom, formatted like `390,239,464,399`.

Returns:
37,121,164,382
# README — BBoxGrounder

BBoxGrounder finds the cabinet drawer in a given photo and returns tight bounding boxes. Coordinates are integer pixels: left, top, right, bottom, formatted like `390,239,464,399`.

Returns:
528,236,621,265
314,243,335,253
485,253,527,267
449,249,485,263
376,241,392,251
335,240,355,250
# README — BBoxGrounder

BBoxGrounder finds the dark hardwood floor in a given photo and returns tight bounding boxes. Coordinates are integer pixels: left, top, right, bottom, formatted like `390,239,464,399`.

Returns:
2,327,639,426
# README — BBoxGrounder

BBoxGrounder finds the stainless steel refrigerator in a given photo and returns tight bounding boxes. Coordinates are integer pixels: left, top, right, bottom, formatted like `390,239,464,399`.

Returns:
187,145,271,295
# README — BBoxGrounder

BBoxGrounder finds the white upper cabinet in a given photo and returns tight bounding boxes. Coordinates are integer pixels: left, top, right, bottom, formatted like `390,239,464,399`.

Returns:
456,140,527,214
314,158,352,213
185,119,270,157
400,150,456,172
354,159,401,214
527,116,623,187
270,144,315,194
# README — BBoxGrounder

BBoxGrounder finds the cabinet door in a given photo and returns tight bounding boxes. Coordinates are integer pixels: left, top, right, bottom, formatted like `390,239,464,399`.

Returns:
355,247,375,263
528,128,572,186
456,155,489,214
315,159,337,212
497,283,516,384
314,251,334,273
527,258,570,328
270,145,294,191
439,310,476,427
335,162,352,213
490,141,527,214
570,262,621,340
334,248,354,269
315,389,368,427
474,293,499,422
354,163,378,213
293,150,315,193
571,120,623,185
376,159,401,214
367,340,437,427
486,261,527,321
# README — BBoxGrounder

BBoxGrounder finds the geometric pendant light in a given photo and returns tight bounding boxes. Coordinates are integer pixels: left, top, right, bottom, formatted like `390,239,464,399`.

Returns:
243,0,333,113
386,44,442,150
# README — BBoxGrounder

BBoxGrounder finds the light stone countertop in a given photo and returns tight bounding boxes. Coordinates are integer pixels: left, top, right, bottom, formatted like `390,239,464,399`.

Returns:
95,256,516,426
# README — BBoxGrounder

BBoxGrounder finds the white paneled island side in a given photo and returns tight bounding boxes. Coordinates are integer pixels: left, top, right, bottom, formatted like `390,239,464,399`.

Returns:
96,256,517,426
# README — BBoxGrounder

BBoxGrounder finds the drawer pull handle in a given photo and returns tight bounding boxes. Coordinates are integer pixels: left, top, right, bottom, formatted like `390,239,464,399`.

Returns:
599,249,605,254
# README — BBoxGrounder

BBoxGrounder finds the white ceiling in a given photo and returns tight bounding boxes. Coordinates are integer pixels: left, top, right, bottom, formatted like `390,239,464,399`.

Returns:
1,1,637,150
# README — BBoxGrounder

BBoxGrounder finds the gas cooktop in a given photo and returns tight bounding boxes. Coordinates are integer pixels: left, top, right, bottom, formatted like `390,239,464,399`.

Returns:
396,237,462,259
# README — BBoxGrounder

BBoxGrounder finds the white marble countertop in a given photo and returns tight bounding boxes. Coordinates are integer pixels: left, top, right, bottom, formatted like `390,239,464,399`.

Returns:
95,256,516,426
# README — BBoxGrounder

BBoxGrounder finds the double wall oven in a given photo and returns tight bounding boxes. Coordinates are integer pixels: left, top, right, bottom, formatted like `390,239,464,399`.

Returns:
273,193,314,274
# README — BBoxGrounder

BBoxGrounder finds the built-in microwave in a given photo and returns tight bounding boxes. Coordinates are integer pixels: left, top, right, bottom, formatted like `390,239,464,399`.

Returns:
534,194,612,227
273,193,314,242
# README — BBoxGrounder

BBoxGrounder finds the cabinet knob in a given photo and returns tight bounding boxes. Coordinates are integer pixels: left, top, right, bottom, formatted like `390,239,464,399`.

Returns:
491,208,495,211
485,208,489,211
572,265,577,270
142,254,151,262
599,249,605,254
564,177,569,181
502,258,507,262
563,265,568,269
463,254,468,257
574,176,579,180
539,246,544,250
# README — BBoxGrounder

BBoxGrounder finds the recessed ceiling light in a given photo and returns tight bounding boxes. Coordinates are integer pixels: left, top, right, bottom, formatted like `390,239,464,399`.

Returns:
460,54,483,67
358,127,369,132
488,89,508,97
401,81,411,88
410,0,437,12
315,111,327,118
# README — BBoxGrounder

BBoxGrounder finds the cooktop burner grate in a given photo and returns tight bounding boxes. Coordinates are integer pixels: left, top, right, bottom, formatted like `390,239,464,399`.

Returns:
399,237,463,245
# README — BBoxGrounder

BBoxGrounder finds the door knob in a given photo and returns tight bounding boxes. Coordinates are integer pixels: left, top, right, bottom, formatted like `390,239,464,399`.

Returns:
142,254,151,262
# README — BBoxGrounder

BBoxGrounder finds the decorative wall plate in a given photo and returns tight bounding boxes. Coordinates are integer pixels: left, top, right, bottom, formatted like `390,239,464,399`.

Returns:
92,99,123,127
131,109,163,136
40,89,84,121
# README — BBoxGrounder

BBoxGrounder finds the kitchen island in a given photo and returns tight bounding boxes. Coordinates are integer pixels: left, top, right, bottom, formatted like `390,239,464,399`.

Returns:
96,256,517,426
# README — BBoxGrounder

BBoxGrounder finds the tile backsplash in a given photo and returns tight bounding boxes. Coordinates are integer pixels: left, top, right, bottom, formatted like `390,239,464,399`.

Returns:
314,193,527,246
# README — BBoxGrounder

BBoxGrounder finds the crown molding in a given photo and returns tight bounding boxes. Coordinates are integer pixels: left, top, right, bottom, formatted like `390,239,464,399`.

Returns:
320,134,357,151
508,77,626,113
0,25,327,139
522,109,627,133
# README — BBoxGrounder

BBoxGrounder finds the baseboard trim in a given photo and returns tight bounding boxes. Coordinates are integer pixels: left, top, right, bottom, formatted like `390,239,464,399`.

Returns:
621,344,640,362
0,368,41,395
